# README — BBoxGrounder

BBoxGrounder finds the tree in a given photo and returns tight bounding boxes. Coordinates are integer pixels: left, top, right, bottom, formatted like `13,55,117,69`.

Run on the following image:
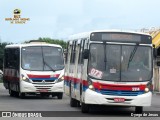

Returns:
0,42,12,70
24,38,67,49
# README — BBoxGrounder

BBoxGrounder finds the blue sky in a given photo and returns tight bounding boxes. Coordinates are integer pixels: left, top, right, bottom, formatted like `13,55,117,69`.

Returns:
0,0,160,43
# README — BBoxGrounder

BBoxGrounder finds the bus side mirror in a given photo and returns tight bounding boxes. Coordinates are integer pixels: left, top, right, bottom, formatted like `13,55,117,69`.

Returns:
157,62,160,66
83,49,89,59
153,47,157,58
63,49,66,53
154,46,160,66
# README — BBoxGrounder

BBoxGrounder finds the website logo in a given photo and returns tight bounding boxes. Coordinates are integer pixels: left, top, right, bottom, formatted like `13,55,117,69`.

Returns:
14,9,21,14
5,9,30,24
2,112,11,117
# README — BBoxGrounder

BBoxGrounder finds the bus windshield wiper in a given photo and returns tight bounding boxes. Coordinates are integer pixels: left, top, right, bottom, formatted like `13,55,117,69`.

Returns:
43,61,56,72
127,44,139,68
41,46,56,72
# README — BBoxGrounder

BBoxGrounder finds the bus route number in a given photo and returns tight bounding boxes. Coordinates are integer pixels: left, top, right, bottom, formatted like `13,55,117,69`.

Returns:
90,68,103,79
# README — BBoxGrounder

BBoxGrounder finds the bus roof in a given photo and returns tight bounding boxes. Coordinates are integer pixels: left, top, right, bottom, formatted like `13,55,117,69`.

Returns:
68,29,150,40
5,43,62,49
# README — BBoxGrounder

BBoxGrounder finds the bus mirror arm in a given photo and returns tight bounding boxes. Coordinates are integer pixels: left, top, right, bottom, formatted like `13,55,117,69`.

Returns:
153,46,160,66
153,47,157,59
83,49,89,59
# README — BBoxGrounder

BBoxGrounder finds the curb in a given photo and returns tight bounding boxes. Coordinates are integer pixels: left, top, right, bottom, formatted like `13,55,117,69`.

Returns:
153,92,160,95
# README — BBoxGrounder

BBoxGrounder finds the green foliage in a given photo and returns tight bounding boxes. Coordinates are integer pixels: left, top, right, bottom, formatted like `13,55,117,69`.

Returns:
39,37,67,49
0,42,12,70
24,38,67,49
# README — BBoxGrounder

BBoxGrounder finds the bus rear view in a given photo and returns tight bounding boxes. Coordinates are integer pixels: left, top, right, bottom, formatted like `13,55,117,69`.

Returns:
3,42,64,99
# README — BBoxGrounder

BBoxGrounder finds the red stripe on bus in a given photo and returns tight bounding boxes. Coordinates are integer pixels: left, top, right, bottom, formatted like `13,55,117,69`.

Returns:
82,80,88,86
64,76,69,81
72,78,81,83
53,74,60,78
4,76,19,81
93,82,146,91
64,76,81,83
64,76,146,91
27,74,60,78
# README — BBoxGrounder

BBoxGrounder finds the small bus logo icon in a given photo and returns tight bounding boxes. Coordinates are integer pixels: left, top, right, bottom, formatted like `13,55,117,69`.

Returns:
14,9,21,14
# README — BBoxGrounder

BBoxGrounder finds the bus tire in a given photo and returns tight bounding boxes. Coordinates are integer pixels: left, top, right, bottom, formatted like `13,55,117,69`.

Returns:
81,103,89,113
77,101,81,107
15,91,19,97
19,92,25,99
8,83,14,97
9,89,15,97
70,98,78,107
135,106,143,113
57,93,63,99
40,93,50,98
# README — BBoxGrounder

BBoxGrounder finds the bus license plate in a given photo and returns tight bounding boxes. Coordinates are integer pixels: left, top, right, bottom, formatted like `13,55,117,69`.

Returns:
39,90,48,92
114,98,125,102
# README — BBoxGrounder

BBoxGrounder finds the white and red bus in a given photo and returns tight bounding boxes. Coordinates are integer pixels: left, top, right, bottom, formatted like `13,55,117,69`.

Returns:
64,30,153,113
3,41,64,99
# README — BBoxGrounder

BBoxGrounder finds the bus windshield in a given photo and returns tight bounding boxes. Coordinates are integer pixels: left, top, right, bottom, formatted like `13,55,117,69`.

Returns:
88,43,152,82
21,46,64,71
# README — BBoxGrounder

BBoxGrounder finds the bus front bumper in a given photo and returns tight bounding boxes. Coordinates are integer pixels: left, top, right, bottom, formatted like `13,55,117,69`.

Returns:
84,89,152,107
20,81,64,93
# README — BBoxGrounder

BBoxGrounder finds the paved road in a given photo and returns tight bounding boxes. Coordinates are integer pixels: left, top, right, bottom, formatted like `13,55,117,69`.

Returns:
0,83,160,119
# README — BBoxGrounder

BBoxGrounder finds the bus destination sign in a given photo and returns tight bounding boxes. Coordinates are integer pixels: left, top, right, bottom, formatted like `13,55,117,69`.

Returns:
90,32,152,44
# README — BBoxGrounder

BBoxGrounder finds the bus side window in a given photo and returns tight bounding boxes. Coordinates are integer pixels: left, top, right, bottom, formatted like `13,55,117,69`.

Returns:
84,39,89,49
72,41,77,64
78,39,85,64
4,48,19,69
14,48,20,69
70,41,74,64
70,41,77,64
65,41,69,63
78,40,82,64
81,39,89,63
4,49,9,68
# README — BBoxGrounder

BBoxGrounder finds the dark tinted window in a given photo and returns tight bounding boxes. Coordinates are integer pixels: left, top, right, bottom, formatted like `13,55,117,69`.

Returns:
4,48,20,69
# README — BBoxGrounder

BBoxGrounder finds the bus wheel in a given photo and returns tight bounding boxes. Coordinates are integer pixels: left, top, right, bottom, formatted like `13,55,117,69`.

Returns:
9,89,15,97
135,106,143,113
70,98,78,107
57,93,63,99
77,101,81,107
19,92,25,99
40,93,47,97
81,103,89,113
40,93,50,98
15,91,19,97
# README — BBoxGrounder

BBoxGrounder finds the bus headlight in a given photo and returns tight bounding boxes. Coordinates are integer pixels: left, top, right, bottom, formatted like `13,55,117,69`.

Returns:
145,81,153,93
56,76,64,83
22,76,26,80
22,75,31,83
88,78,95,91
144,88,149,92
89,85,94,90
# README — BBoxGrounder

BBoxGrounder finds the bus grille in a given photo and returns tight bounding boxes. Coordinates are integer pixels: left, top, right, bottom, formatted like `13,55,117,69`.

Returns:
32,79,55,83
34,86,52,92
97,89,144,96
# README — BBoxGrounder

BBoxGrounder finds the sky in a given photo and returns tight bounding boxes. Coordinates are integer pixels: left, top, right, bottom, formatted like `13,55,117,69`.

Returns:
0,0,160,43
